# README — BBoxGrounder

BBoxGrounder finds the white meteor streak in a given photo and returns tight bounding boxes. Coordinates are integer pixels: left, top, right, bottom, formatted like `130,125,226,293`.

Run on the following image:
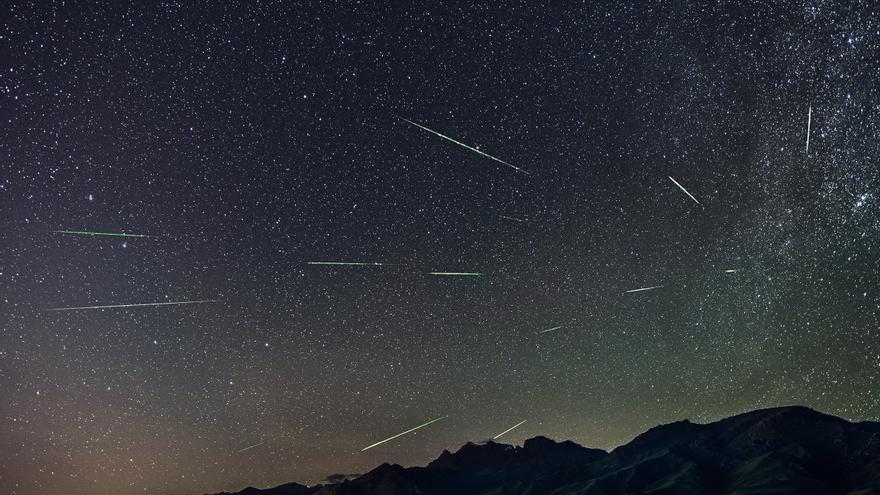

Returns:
361,416,447,452
668,176,700,204
493,420,527,440
724,269,738,273
429,272,482,277
307,261,390,266
806,105,812,153
537,325,563,334
53,230,152,238
624,286,663,293
237,440,266,453
45,300,219,312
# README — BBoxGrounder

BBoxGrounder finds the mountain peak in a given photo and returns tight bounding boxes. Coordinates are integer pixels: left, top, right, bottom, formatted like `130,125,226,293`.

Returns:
206,481,312,495
207,406,880,495
426,440,515,470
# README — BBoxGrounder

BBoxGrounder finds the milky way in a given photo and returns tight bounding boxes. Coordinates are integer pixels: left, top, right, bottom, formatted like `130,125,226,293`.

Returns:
1,2,878,495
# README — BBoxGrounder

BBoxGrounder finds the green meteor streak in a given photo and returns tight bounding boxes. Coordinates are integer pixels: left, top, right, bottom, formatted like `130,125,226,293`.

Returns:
361,416,447,452
429,272,482,277
45,300,218,312
307,261,388,266
395,115,529,174
54,230,151,238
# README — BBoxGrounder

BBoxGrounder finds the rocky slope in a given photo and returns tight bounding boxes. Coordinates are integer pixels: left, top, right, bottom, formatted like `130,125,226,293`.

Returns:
207,406,880,495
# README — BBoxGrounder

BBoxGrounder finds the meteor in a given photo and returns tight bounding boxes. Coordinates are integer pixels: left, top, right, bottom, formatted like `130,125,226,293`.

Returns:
54,230,151,238
395,115,528,174
308,263,481,276
45,300,218,312
724,269,738,273
805,105,812,153
237,440,266,453
499,215,524,223
536,325,563,334
668,176,700,204
307,261,390,266
361,416,447,452
428,272,482,277
493,420,527,440
624,286,663,293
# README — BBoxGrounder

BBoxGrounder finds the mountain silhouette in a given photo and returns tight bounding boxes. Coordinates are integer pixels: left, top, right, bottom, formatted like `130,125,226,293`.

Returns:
206,406,880,495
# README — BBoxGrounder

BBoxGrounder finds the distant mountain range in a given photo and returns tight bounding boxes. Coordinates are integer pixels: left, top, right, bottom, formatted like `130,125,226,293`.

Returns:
206,406,880,495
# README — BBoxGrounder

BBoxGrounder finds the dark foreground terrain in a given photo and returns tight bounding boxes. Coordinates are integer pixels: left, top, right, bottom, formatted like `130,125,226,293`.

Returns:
208,406,880,495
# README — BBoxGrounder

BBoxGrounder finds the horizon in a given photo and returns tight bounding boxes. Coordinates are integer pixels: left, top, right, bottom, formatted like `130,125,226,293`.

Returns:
203,403,874,493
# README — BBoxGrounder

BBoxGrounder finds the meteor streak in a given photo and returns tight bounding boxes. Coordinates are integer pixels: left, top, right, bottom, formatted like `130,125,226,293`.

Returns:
428,272,482,277
308,263,480,276
725,269,738,273
361,416,447,452
395,115,528,174
493,420,527,440
499,215,524,223
237,440,266,453
624,286,663,293
537,325,563,334
45,300,218,312
307,261,390,266
54,230,151,238
668,176,700,204
805,105,812,153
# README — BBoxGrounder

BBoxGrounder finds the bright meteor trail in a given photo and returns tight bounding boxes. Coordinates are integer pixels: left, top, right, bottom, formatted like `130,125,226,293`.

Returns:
429,272,482,277
395,115,528,174
624,286,663,293
54,230,151,238
308,263,480,276
806,105,812,153
361,416,447,452
45,300,218,312
307,261,390,266
537,325,563,334
668,176,700,204
493,420,527,440
236,441,266,453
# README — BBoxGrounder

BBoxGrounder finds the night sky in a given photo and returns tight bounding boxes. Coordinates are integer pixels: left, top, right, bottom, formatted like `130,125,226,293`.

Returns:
2,1,879,494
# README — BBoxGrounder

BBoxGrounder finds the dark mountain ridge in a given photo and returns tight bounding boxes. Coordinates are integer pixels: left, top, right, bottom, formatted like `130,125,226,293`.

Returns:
207,406,880,495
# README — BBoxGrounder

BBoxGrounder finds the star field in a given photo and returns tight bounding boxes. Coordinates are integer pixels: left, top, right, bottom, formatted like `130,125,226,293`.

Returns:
1,2,879,494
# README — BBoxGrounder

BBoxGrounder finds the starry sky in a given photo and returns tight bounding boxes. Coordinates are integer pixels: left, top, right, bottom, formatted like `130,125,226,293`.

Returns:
2,1,879,494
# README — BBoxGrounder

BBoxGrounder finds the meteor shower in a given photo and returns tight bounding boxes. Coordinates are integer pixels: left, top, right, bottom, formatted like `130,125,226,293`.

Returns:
3,2,880,495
